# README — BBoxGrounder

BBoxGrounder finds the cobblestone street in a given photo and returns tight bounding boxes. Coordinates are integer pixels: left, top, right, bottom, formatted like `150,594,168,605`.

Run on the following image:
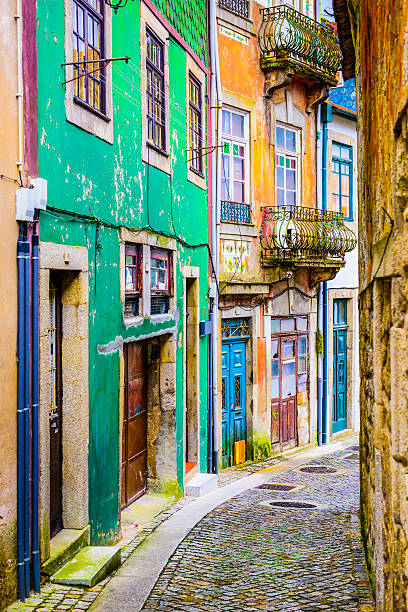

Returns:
142,445,374,611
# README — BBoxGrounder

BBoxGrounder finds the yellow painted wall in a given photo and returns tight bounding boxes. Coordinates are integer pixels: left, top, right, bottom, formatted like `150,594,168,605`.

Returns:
0,2,20,606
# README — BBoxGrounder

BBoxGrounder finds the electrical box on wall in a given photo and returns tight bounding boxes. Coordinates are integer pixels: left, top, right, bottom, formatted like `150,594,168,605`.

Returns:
16,188,35,221
31,177,47,210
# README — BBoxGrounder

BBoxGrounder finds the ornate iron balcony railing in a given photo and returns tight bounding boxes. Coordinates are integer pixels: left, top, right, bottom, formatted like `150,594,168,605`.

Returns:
258,6,341,85
218,0,249,19
221,200,251,224
260,206,356,264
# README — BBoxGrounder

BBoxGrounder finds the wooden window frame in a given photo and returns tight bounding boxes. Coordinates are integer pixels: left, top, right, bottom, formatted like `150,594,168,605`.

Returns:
275,124,299,207
124,244,142,318
188,73,203,176
150,249,171,296
331,142,353,221
72,0,106,115
221,107,250,205
146,28,166,152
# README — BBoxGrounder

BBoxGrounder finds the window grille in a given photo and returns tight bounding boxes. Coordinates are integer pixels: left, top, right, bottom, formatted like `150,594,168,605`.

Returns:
151,296,170,315
218,0,249,19
73,0,105,113
146,29,166,150
221,317,251,339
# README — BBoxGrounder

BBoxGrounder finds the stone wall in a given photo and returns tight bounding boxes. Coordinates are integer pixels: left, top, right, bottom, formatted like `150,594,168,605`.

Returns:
342,0,408,608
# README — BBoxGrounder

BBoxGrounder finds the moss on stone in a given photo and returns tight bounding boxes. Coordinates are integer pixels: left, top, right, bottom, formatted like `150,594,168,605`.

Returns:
247,431,272,462
154,479,183,502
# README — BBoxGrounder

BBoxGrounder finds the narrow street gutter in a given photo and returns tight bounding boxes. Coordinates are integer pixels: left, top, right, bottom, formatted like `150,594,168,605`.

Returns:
90,435,358,612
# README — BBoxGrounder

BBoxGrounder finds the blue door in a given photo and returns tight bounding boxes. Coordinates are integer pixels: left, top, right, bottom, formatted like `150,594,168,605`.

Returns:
221,340,246,468
333,300,348,433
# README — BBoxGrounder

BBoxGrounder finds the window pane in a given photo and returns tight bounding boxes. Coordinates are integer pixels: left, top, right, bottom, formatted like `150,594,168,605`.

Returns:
281,318,295,331
341,163,349,175
277,189,285,205
223,141,230,154
298,336,307,354
285,129,296,153
271,320,280,334
231,113,244,138
233,181,244,202
271,338,278,356
341,146,351,160
271,378,279,398
286,169,296,190
283,361,295,376
298,356,307,374
332,143,341,158
341,174,350,195
221,154,230,178
221,179,229,201
296,317,307,331
276,127,285,149
282,375,296,397
342,196,350,217
286,190,296,205
222,110,231,135
277,167,284,188
233,157,244,180
298,373,307,392
272,360,279,377
282,340,295,358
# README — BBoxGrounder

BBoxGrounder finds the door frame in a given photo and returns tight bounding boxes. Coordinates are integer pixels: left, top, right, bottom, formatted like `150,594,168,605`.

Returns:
332,299,349,434
221,337,248,468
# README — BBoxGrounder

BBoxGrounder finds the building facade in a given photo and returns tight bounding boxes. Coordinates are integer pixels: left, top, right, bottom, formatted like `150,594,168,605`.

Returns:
334,0,408,608
215,0,357,468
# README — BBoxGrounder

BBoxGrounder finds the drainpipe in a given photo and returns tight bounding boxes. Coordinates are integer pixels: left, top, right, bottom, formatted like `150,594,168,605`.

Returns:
208,311,214,474
17,229,26,600
23,234,30,597
321,103,332,444
31,230,40,592
316,105,323,446
209,0,221,474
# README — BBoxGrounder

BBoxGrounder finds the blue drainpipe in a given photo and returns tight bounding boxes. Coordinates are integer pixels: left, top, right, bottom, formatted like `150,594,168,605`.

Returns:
208,310,213,474
23,236,30,597
17,228,26,600
321,103,332,444
31,231,40,592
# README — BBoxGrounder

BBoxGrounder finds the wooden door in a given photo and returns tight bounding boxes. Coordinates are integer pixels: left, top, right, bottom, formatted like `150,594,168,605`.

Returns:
49,276,63,538
333,328,348,433
271,335,297,447
221,341,246,468
121,342,148,509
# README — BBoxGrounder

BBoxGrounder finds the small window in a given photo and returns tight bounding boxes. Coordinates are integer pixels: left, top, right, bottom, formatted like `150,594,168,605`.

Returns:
275,125,299,207
188,74,203,175
146,29,166,151
333,299,347,326
151,249,171,314
72,0,105,113
124,244,141,318
331,142,353,220
297,335,308,392
221,108,248,205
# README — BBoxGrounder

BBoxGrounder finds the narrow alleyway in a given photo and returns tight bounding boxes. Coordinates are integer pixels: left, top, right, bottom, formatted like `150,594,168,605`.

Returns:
91,440,374,612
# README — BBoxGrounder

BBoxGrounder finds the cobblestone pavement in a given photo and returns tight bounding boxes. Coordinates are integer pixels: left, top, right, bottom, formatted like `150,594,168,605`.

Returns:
142,447,374,611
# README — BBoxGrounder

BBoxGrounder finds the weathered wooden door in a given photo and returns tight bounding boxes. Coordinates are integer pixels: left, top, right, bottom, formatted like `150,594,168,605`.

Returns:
333,299,348,433
271,336,297,447
221,340,246,468
49,276,63,538
121,342,148,509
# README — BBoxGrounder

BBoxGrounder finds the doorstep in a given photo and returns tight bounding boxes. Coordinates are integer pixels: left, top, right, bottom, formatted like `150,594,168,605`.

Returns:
120,493,175,546
50,545,121,588
185,473,218,497
41,526,90,577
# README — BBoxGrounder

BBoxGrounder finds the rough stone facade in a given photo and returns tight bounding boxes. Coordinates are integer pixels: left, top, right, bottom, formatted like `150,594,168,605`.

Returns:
334,0,408,608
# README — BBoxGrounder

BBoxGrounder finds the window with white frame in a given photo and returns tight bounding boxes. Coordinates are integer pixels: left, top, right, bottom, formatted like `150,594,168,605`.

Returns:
221,109,249,204
275,124,299,207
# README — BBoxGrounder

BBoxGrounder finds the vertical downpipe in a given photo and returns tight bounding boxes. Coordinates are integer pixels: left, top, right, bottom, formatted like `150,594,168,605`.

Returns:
321,103,331,444
17,229,26,600
208,311,213,474
23,238,30,596
31,231,40,592
316,105,323,446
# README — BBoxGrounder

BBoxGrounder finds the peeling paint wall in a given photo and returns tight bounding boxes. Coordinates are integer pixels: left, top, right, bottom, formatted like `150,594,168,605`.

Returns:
36,1,209,545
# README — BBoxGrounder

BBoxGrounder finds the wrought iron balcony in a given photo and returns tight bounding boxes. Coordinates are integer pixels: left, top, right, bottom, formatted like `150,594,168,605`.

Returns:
218,0,249,19
221,200,251,224
260,206,356,266
258,6,341,86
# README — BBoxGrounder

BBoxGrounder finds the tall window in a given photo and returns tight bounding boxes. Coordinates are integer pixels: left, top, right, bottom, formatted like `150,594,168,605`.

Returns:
125,245,141,317
151,249,171,314
188,74,203,174
221,109,248,203
73,0,105,113
275,125,298,207
146,29,165,150
331,142,353,220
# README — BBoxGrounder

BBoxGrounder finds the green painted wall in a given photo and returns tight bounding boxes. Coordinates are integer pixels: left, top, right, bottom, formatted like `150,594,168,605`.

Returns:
37,1,209,544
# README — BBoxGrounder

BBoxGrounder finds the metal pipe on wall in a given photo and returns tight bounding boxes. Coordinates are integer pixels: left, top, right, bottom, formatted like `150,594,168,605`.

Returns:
23,237,30,597
31,231,40,592
17,229,26,601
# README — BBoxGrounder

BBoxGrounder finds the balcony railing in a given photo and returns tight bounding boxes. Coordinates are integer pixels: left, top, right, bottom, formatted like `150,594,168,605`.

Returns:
221,200,251,224
218,0,249,19
260,206,356,264
258,6,341,85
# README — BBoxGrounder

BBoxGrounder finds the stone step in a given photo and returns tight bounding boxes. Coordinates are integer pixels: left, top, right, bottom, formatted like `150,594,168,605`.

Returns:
50,545,121,587
41,526,90,577
185,473,218,497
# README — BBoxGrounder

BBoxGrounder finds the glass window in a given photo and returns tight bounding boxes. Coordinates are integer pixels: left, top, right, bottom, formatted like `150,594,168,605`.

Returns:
271,339,278,358
275,125,298,207
334,299,347,326
331,142,353,220
281,318,295,332
151,249,170,293
125,244,141,318
296,317,308,331
271,319,281,334
73,0,105,113
146,29,165,150
188,74,203,174
221,109,248,205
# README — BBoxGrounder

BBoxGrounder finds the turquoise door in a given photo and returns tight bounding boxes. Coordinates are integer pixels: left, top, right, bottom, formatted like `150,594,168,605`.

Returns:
333,300,348,433
221,340,246,468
